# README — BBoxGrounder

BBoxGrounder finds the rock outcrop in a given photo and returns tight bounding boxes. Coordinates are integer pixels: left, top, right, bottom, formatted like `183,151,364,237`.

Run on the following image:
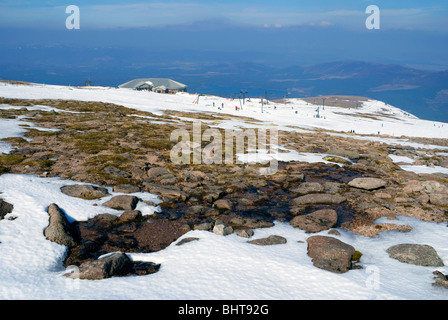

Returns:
290,209,338,233
61,184,109,200
386,244,444,267
44,203,77,248
307,235,356,273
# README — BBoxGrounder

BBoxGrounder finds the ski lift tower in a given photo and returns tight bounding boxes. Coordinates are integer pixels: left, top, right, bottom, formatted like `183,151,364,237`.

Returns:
240,90,248,105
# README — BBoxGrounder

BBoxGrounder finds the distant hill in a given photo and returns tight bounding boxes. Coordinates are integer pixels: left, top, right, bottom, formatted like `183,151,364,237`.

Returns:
0,49,446,121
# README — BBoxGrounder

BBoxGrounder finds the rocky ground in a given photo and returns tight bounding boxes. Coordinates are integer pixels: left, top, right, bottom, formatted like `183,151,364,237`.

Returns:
1,97,448,280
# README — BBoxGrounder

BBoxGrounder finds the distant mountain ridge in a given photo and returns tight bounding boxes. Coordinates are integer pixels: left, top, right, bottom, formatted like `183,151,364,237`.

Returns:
0,50,447,121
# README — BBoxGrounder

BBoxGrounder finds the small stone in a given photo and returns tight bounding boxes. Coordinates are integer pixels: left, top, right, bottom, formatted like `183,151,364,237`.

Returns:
213,224,233,236
119,210,142,222
214,199,233,210
290,209,338,233
248,235,287,246
291,194,346,206
113,184,141,194
176,237,200,246
103,195,139,211
348,177,386,191
235,229,254,238
61,184,109,200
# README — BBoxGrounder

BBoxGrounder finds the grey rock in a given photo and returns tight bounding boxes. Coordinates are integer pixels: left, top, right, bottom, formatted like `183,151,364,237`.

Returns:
103,195,139,211
142,182,187,201
235,229,254,238
386,244,444,267
44,203,76,248
348,177,386,191
290,209,338,233
176,237,200,246
186,205,219,217
228,216,275,229
248,235,287,246
290,182,324,195
213,224,234,236
214,199,233,210
291,193,346,206
429,193,448,206
146,167,176,184
307,235,356,273
0,199,13,220
194,222,214,231
104,166,131,179
61,184,109,200
74,252,131,280
119,210,142,222
113,184,141,194
433,271,448,289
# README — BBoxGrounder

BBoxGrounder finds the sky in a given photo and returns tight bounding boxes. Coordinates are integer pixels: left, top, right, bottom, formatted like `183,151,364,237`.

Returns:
0,0,447,31
0,1,447,85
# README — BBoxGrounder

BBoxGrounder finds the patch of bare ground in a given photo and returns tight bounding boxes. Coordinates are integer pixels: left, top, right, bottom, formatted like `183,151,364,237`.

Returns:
1,97,447,264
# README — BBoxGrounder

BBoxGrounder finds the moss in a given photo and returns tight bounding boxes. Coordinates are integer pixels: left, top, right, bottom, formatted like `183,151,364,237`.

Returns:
22,159,55,169
323,156,352,165
352,250,363,262
142,139,175,150
24,129,61,138
0,154,27,166
1,137,27,145
0,165,10,175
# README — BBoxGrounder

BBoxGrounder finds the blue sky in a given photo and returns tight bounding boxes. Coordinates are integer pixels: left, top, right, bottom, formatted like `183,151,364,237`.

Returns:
1,0,447,31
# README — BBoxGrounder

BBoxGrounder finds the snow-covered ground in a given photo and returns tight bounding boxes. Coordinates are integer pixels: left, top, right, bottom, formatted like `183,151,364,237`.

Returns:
0,174,447,300
0,82,448,300
0,82,447,142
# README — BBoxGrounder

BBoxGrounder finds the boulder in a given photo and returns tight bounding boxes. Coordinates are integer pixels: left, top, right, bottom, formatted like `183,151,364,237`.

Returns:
113,184,141,194
103,195,139,211
348,177,386,191
433,271,448,289
44,203,77,248
214,199,233,210
118,210,142,222
291,193,346,206
0,199,13,220
248,235,287,246
306,235,356,273
186,205,219,217
290,182,324,195
386,244,444,267
146,167,176,184
213,223,234,236
290,209,338,233
61,184,109,200
71,252,132,280
103,166,131,179
235,229,254,238
429,193,448,206
228,216,275,229
142,182,187,201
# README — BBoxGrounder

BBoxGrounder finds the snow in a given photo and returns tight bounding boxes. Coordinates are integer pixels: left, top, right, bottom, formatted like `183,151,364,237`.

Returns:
399,165,448,175
389,154,415,164
1,83,448,300
237,146,352,166
0,83,446,144
0,174,447,300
